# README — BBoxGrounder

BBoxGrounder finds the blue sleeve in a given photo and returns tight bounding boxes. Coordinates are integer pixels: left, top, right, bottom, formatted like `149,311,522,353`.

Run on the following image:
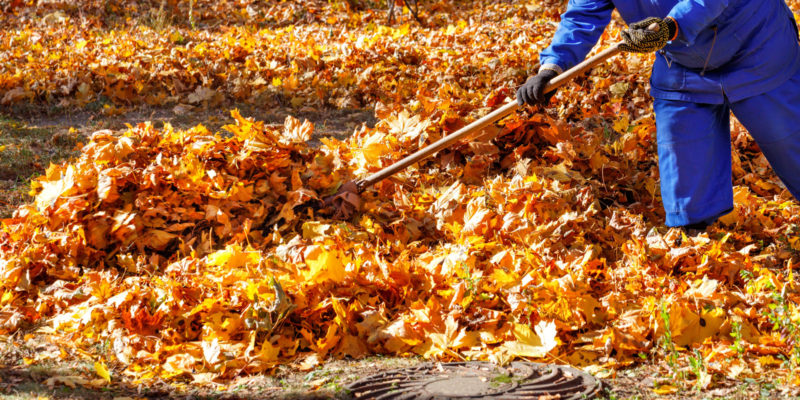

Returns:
667,0,729,46
539,0,615,72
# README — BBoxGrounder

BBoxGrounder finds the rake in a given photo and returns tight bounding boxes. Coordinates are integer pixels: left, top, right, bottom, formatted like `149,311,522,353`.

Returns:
325,41,631,219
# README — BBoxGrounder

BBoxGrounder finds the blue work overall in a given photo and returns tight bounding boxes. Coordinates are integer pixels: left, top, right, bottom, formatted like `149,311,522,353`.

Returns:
539,0,800,226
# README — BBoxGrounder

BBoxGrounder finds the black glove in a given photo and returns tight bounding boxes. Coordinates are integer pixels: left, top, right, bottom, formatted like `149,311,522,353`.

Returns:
516,69,559,106
619,17,678,53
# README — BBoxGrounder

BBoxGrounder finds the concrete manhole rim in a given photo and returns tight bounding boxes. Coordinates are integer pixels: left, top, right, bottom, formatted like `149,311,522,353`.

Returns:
344,361,602,399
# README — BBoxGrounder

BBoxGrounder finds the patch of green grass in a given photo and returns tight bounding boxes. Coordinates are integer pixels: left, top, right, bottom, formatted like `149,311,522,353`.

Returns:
658,302,682,382
491,373,513,384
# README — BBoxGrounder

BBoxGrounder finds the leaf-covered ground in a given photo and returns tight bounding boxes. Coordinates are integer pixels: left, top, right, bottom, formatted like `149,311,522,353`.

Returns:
3,0,800,398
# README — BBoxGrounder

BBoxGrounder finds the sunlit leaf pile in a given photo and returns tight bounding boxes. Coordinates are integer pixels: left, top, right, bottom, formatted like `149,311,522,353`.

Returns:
3,0,800,388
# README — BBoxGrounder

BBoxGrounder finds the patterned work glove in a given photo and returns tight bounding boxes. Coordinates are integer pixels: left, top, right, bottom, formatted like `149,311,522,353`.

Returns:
516,69,560,106
619,17,678,53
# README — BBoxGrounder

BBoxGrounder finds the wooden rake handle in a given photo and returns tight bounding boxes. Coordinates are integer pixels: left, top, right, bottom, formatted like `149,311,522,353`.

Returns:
356,42,624,191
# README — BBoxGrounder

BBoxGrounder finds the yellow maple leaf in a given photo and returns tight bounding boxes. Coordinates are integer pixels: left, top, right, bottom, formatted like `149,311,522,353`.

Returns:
501,321,558,358
206,244,260,269
489,268,517,288
304,246,348,283
359,131,390,166
94,360,111,383
668,306,726,348
653,384,679,395
257,340,280,362
613,114,630,133
35,165,75,211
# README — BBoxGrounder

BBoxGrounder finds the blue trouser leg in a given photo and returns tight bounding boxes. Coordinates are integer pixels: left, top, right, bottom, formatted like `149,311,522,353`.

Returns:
729,70,800,200
653,99,734,227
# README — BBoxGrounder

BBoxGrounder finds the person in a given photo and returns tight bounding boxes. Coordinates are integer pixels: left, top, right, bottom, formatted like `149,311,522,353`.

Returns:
516,0,800,230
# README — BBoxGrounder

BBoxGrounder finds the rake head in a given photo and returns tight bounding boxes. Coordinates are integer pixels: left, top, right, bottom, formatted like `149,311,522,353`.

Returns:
323,180,362,220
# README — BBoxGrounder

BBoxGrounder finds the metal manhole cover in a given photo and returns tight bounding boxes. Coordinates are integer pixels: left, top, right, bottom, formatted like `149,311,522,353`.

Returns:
345,361,601,399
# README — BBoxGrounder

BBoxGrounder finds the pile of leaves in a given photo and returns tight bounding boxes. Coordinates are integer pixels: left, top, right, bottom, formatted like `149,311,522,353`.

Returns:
2,0,800,393
3,106,800,388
